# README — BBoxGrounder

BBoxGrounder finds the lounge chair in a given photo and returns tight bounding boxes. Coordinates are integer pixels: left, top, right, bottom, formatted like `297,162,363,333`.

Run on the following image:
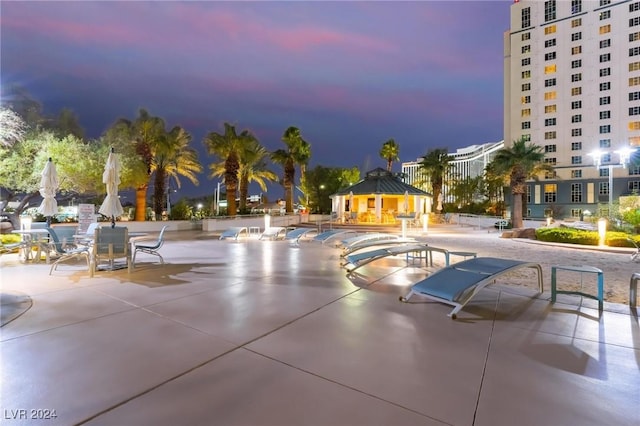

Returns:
312,229,358,245
284,228,317,244
259,227,286,240
219,227,248,240
47,227,91,274
341,238,417,257
132,225,167,267
341,243,434,272
399,257,543,319
340,233,400,249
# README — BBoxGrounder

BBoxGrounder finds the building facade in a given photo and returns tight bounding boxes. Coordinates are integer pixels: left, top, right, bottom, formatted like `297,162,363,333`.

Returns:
401,141,504,204
505,0,640,219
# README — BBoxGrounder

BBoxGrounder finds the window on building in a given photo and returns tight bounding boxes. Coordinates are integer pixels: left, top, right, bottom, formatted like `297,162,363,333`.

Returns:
545,25,557,34
630,91,640,101
600,82,611,91
603,153,612,163
571,46,582,55
544,170,556,180
544,157,557,165
571,142,582,150
522,32,531,41
600,10,611,20
571,100,581,109
545,91,557,100
572,59,582,68
631,2,640,12
630,106,640,115
572,32,582,42
545,65,556,74
545,118,556,126
545,144,557,153
526,186,531,204
571,156,582,164
571,183,582,203
631,32,640,42
629,181,640,192
600,111,611,119
572,18,582,28
545,105,557,113
571,114,582,123
572,128,582,136
600,96,611,105
571,73,581,82
522,7,531,29
631,47,640,57
544,184,557,203
572,0,582,14
630,62,640,72
600,124,611,133
545,1,556,22
545,131,557,139
600,53,611,62
545,78,556,87
600,24,611,34
601,167,610,177
522,70,531,79
545,52,556,61
600,138,611,148
572,87,582,96
600,0,611,5
522,83,531,91
600,39,611,48
599,181,610,196
522,121,531,129
522,108,531,117
522,58,531,66
630,76,640,86
630,164,640,175
522,134,531,142
629,121,640,130
631,16,640,27
545,39,556,48
522,95,531,104
522,45,531,54
600,67,611,77
571,170,583,178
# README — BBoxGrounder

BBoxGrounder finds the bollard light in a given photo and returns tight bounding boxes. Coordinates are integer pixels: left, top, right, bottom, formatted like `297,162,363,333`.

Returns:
20,216,32,231
264,213,271,230
598,218,607,247
546,217,552,227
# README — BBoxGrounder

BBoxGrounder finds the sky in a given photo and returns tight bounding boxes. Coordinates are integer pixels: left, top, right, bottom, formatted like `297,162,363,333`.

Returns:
1,0,512,200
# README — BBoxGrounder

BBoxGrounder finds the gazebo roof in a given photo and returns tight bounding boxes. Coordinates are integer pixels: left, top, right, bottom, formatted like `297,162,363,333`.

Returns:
333,168,431,197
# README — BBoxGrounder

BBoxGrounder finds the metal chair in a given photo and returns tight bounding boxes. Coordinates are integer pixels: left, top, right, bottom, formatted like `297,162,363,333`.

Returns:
47,227,91,274
132,226,167,267
91,226,131,276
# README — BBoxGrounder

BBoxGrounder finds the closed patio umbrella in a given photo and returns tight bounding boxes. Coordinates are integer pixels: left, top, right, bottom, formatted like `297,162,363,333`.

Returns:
38,158,59,226
98,148,124,228
403,190,409,213
349,191,354,211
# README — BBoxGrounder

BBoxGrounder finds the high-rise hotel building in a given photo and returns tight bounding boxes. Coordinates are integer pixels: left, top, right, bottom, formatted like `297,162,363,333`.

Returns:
505,0,640,218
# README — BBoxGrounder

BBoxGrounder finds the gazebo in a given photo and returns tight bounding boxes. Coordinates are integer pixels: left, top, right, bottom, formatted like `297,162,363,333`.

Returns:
330,168,432,224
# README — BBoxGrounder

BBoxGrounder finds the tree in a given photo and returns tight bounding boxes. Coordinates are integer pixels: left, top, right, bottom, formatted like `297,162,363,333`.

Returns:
271,126,311,213
0,107,26,148
301,165,359,214
151,126,202,218
204,123,257,216
379,139,399,172
490,137,552,228
418,148,451,211
237,140,277,213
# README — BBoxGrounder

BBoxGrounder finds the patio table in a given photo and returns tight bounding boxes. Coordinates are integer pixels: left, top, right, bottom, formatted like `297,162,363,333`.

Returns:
11,229,52,263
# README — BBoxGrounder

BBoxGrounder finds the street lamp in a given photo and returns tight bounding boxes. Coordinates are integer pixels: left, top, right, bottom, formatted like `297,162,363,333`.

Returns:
589,147,636,216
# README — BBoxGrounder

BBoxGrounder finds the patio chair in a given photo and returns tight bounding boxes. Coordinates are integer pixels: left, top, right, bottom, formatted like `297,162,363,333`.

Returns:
90,226,131,277
47,227,91,274
399,257,543,319
219,227,248,240
132,225,167,267
259,227,286,240
284,227,316,244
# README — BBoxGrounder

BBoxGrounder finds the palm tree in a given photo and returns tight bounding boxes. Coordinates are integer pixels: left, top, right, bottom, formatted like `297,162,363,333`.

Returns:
151,126,202,218
204,123,256,216
490,137,552,228
238,140,277,213
379,139,399,172
419,148,451,211
271,126,311,213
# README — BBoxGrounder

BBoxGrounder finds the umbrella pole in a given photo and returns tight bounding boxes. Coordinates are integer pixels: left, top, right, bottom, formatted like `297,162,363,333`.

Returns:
111,216,116,228
46,216,51,227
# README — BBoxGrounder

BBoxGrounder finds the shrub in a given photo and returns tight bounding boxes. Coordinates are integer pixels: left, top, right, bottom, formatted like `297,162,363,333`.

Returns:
535,227,638,247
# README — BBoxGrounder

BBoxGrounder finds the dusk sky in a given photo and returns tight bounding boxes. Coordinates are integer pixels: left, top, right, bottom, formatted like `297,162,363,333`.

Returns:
1,0,512,200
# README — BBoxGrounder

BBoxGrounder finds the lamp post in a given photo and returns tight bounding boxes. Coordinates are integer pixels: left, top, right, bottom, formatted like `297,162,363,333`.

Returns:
589,147,636,216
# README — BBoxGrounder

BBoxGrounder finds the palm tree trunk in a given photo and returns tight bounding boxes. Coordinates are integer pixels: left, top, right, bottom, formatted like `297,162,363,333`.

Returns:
239,178,248,212
226,184,237,216
512,192,523,229
135,186,147,221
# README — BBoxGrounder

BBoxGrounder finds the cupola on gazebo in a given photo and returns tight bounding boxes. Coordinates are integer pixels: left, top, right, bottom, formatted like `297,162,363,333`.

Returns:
330,168,432,224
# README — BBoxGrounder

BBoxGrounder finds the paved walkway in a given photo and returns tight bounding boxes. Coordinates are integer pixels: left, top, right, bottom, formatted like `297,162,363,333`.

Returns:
1,228,638,425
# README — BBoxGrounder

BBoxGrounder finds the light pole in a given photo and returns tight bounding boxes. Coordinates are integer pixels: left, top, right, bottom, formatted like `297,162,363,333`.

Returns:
589,147,636,216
